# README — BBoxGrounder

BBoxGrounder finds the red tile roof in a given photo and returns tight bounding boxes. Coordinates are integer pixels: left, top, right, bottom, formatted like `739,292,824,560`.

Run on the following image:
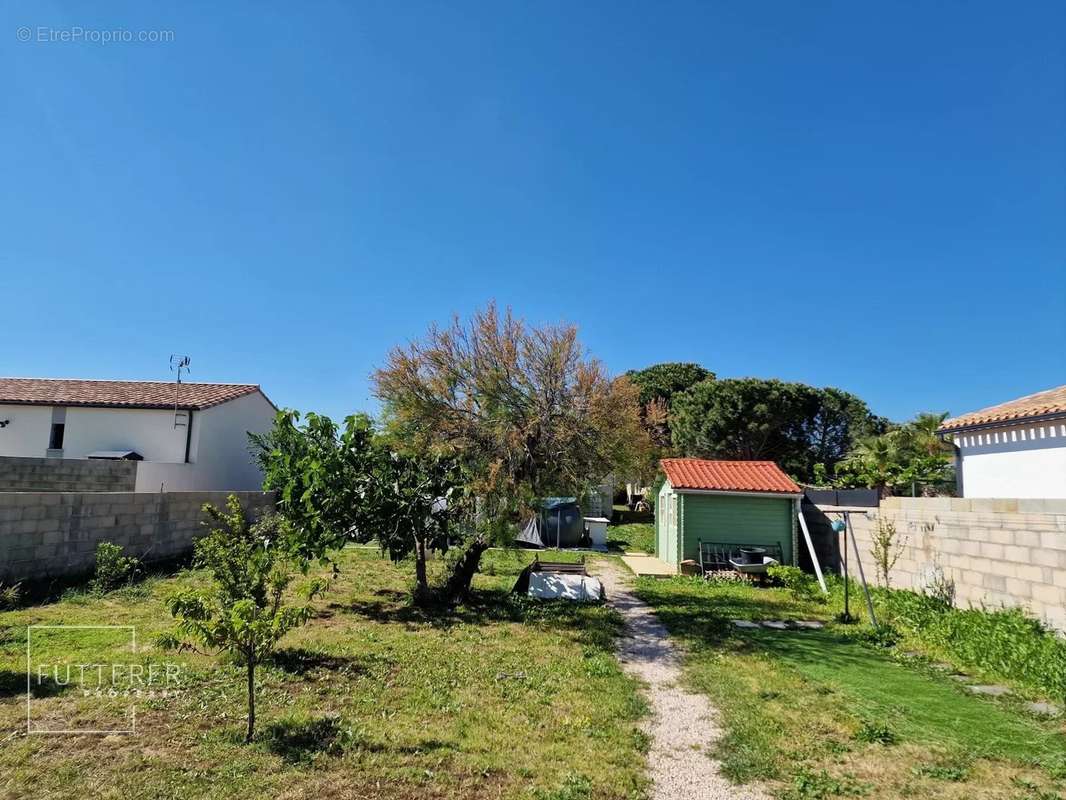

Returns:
661,458,801,495
0,378,262,410
939,384,1066,432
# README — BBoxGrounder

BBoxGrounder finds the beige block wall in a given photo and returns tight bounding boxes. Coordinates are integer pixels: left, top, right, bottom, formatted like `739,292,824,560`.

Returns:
837,497,1066,633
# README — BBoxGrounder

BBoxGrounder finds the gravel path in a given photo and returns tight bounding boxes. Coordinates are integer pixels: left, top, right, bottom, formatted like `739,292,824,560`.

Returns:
595,563,769,800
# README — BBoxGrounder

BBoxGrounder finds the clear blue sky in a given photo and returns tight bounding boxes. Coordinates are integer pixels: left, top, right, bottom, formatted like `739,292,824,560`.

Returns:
3,1,1063,423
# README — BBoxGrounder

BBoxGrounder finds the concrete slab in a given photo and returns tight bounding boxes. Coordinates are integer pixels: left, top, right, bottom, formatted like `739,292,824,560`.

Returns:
731,620,761,629
621,554,677,577
761,621,790,630
793,620,825,630
1026,701,1061,717
967,684,1010,696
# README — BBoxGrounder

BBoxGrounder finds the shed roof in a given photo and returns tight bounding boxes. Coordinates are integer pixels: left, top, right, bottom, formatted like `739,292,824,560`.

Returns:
939,384,1066,432
661,458,801,495
0,378,262,411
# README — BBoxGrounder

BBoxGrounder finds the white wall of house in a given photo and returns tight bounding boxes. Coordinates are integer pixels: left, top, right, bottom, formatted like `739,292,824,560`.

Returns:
0,405,53,457
2,390,276,493
952,421,1066,499
192,390,275,490
64,407,189,461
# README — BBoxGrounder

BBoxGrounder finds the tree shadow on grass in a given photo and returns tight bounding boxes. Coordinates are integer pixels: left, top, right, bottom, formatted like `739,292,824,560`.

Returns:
0,668,74,699
336,585,622,653
268,647,371,678
264,716,352,764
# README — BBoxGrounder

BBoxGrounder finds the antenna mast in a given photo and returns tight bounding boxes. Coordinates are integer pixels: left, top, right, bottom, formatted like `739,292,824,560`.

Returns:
170,354,191,428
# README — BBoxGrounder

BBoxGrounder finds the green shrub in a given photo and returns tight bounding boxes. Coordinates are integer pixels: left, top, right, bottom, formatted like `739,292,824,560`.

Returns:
768,565,826,604
853,719,897,745
885,591,1066,701
90,542,140,595
0,581,21,610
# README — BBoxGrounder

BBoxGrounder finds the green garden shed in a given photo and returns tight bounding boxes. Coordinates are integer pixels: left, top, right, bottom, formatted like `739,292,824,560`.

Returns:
655,459,802,569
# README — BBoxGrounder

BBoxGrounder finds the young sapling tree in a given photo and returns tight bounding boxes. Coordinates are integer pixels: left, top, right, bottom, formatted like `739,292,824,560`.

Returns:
160,496,327,742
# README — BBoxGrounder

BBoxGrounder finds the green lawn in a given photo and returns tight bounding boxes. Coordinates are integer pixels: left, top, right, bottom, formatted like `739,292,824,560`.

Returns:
635,576,1066,800
607,523,655,555
0,548,647,800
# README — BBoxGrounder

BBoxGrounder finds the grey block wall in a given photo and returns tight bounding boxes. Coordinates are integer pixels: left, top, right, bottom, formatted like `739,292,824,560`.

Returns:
0,490,276,583
0,456,138,492
824,497,1066,633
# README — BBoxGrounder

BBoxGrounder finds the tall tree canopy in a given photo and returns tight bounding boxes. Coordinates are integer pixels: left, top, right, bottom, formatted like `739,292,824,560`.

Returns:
669,378,879,483
625,363,714,448
373,303,651,596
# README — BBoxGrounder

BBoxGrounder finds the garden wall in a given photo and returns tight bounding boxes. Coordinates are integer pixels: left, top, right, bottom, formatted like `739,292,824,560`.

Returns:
0,490,275,584
812,497,1066,633
0,456,137,492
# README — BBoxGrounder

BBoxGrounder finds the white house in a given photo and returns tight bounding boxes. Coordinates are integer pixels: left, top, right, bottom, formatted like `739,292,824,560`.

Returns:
939,384,1066,499
0,378,278,492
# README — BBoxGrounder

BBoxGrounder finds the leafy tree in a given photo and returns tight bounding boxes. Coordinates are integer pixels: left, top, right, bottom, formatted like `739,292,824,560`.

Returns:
250,411,379,567
625,363,713,447
669,378,876,482
161,497,327,742
373,302,649,601
370,449,464,601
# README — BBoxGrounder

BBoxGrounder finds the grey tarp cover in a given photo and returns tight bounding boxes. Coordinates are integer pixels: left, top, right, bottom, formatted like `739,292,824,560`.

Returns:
515,515,544,547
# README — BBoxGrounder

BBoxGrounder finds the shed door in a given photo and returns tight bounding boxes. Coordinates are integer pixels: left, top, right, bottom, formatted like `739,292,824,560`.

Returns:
666,494,678,564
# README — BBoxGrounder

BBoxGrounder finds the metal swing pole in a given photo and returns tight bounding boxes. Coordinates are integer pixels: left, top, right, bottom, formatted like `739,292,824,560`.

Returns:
845,511,878,628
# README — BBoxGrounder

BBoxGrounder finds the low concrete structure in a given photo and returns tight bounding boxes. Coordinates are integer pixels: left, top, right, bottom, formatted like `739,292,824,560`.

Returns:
0,490,275,583
0,456,137,492
621,554,678,577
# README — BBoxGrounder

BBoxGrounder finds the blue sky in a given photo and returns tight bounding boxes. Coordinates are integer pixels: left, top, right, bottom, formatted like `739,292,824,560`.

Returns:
3,1,1063,423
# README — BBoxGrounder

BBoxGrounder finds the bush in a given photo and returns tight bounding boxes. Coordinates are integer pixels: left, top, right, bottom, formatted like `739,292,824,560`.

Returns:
885,591,1066,701
853,719,897,745
0,581,21,610
90,542,140,595
768,565,826,604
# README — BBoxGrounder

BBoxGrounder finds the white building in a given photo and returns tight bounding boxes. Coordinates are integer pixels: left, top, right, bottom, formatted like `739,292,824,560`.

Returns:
940,385,1066,499
0,378,278,491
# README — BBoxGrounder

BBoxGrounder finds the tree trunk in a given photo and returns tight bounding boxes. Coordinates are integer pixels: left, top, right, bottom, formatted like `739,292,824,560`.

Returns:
443,535,489,603
412,534,431,604
245,655,256,743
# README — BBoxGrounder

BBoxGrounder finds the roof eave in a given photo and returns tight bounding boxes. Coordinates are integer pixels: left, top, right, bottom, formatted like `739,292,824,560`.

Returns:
938,409,1066,436
673,487,803,499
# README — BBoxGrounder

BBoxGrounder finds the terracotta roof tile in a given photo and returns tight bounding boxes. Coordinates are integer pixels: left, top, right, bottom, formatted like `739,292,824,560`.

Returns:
661,458,801,495
0,378,261,410
939,384,1066,432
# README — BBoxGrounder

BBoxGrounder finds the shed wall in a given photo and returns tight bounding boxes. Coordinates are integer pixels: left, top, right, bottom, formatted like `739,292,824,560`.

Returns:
679,493,794,565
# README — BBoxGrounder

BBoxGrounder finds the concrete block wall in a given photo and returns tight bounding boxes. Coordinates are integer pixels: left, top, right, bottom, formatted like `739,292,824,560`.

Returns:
0,490,276,583
0,456,137,492
832,497,1066,633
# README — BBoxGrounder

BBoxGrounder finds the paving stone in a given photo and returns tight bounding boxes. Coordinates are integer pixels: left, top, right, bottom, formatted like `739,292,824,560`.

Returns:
949,674,971,682
760,620,790,630
1026,701,1060,716
967,684,1010,696
731,619,760,629
793,620,825,630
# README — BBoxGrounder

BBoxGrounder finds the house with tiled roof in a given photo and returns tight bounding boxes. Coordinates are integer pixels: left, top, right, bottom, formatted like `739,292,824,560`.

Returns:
0,378,277,492
938,384,1066,499
655,458,802,568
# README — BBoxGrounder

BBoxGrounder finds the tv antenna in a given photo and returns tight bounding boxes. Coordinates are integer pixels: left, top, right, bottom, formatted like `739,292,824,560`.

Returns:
170,355,191,428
